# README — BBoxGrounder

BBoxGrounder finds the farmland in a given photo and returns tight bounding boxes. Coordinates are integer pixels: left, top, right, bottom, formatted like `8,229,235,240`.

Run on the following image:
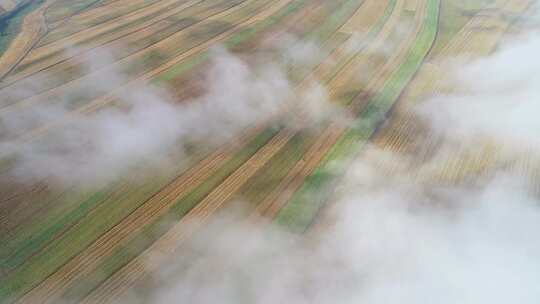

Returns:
0,0,536,303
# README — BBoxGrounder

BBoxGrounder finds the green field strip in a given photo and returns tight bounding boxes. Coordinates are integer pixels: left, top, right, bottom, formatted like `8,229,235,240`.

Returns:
235,130,317,211
274,0,441,233
0,189,118,274
0,185,95,256
0,143,202,256
52,127,281,303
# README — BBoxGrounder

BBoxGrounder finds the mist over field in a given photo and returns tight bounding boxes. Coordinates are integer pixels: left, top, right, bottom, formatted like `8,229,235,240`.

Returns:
0,0,538,303
129,18,540,304
0,43,338,186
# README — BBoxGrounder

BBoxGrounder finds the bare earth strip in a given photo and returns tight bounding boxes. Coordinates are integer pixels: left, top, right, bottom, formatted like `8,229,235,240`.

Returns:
0,0,55,81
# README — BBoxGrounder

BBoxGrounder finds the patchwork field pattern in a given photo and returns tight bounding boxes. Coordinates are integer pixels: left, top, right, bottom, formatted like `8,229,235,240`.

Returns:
0,0,532,303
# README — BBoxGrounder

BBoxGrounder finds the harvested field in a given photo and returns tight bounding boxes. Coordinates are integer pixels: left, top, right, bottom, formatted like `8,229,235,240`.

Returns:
0,0,538,303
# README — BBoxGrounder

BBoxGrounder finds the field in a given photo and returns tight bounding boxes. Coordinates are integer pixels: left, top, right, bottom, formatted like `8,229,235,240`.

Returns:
0,0,535,303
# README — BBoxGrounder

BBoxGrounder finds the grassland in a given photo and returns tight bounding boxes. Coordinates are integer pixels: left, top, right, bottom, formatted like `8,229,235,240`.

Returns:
0,0,532,303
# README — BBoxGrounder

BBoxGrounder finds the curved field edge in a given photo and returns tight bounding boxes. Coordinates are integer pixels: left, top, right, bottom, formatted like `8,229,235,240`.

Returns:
274,0,441,233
